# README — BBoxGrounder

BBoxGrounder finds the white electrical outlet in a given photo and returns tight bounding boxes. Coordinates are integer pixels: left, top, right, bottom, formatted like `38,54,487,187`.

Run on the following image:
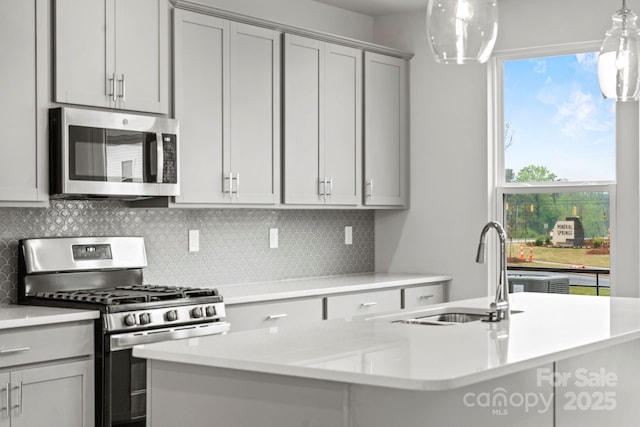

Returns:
345,226,353,245
269,228,278,249
188,230,199,252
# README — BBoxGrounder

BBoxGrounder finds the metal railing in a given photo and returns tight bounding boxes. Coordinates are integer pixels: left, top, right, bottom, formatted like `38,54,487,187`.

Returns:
507,265,611,296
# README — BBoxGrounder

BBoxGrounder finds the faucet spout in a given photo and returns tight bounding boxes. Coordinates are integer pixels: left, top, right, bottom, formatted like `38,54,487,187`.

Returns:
475,221,510,321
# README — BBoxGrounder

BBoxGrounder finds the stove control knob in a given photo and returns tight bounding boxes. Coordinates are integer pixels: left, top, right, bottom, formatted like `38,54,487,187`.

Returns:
123,314,136,327
139,313,151,325
165,310,178,322
191,307,203,319
205,306,216,317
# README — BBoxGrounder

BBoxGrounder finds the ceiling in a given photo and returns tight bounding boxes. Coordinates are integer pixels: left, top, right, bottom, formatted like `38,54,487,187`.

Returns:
312,0,428,16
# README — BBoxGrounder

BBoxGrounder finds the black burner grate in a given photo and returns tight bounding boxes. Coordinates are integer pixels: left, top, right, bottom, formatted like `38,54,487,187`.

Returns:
36,285,219,306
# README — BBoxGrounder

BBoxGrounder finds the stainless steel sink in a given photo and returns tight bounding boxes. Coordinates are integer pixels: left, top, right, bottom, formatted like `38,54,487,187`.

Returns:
388,308,523,326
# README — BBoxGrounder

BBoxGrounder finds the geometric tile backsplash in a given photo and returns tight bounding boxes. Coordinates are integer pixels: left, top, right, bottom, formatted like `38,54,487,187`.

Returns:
0,200,374,303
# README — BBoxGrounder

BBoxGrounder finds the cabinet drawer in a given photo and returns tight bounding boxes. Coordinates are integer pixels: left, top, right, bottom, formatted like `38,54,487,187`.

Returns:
0,321,94,369
226,298,323,333
402,284,446,309
325,289,399,319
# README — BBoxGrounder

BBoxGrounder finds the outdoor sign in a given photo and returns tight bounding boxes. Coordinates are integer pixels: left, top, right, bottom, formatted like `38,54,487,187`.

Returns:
552,221,574,245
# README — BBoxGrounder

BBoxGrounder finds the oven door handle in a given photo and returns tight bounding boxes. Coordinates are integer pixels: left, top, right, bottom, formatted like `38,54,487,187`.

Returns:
110,322,230,351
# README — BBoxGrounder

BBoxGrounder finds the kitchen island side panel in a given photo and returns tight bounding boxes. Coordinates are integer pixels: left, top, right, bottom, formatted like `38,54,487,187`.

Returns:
146,360,348,427
146,359,553,427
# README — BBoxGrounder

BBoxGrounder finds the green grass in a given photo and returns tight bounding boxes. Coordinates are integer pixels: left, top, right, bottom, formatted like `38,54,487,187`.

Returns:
507,244,610,269
570,286,610,296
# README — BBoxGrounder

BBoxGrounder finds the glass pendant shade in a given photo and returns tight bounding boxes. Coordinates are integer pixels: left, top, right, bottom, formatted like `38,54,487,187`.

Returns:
597,2,640,101
426,0,498,64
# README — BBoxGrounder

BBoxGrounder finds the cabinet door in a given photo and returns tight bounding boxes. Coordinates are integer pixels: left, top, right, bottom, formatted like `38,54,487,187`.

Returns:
173,11,228,204
54,0,111,108
0,0,48,204
12,359,94,427
0,373,8,427
113,0,168,113
364,52,408,207
402,283,447,309
324,43,362,205
283,34,324,204
325,289,399,319
229,23,280,204
226,298,323,332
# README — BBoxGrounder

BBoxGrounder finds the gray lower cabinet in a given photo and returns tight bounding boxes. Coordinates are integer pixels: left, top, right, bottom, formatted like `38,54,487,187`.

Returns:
402,283,447,309
226,298,323,332
173,10,280,206
226,283,449,331
325,289,400,319
0,321,94,427
0,0,48,205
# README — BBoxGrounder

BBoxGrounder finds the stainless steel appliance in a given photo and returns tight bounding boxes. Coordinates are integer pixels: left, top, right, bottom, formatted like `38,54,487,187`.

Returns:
49,107,179,199
18,237,229,427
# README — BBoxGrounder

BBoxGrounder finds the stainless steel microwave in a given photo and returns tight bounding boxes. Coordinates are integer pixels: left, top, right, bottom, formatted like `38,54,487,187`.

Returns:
49,107,179,199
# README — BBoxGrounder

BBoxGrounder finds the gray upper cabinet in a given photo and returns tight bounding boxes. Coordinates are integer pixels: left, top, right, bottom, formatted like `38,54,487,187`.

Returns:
173,10,280,205
283,34,362,206
54,0,168,114
0,0,48,205
363,52,408,207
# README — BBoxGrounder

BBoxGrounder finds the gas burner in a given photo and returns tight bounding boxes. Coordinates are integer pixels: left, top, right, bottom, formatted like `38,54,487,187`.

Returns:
35,284,220,306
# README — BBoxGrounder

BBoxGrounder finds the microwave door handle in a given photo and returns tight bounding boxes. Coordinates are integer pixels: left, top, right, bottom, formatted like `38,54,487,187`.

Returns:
156,133,164,184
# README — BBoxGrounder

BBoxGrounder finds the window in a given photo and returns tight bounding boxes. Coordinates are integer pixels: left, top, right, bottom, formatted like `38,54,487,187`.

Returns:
494,46,615,296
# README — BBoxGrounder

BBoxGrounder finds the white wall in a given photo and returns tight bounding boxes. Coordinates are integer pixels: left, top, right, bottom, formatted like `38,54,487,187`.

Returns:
372,0,640,300
196,0,375,41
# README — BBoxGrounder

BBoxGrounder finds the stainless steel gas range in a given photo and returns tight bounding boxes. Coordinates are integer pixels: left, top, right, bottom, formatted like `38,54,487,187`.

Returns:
17,236,230,427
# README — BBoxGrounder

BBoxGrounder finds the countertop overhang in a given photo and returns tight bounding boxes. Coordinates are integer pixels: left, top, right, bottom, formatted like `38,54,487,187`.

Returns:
133,293,640,391
0,304,99,329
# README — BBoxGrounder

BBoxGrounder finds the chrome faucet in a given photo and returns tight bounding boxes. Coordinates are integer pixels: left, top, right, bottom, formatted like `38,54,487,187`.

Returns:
475,221,510,321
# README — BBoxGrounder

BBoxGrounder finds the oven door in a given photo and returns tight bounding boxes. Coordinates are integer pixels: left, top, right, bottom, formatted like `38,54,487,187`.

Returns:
105,322,230,427
109,348,147,427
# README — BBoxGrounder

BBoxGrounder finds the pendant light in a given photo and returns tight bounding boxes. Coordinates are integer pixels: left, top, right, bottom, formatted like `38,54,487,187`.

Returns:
597,0,640,101
426,0,498,64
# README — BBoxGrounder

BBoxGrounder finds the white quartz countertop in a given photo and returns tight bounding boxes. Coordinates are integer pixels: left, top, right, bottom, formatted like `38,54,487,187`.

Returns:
0,304,99,329
216,273,451,305
134,293,640,391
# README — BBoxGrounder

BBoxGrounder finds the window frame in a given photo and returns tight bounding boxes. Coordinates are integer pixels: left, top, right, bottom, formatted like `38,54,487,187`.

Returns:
488,41,616,293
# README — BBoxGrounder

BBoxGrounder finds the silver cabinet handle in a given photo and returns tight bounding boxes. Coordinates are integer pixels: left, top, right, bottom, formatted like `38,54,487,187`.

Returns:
11,383,21,415
366,179,374,198
224,172,234,196
419,294,436,300
1,383,8,413
0,347,30,354
108,73,116,101
360,302,378,307
156,133,164,184
318,177,326,198
119,74,126,102
233,173,240,198
267,313,287,320
327,177,333,196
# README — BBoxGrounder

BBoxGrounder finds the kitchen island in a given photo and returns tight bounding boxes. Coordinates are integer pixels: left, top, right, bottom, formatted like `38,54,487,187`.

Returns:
134,293,640,426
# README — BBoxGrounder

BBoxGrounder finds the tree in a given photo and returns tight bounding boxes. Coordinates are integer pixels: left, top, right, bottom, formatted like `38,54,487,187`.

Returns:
505,168,515,182
516,165,557,183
